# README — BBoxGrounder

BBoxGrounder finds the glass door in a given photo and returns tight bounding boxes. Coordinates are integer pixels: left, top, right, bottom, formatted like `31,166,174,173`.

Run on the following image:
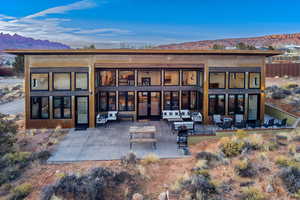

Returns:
248,94,260,120
138,92,148,118
150,92,161,117
137,92,161,119
75,96,89,127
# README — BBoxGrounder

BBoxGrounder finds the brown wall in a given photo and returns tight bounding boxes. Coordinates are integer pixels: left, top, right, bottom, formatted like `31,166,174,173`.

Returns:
266,63,300,77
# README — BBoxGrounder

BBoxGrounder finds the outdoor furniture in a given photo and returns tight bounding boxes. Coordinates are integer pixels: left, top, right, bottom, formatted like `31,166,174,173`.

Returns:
220,120,232,129
162,110,182,120
248,120,261,128
235,114,244,123
213,114,223,126
107,111,118,121
235,120,247,129
129,126,157,149
96,114,108,126
172,121,194,134
177,126,188,149
191,112,202,124
118,113,134,121
263,118,275,128
180,110,191,119
275,118,287,127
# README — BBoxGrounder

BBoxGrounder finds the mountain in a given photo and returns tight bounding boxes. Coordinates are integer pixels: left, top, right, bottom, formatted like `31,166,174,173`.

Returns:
156,33,300,49
0,33,70,50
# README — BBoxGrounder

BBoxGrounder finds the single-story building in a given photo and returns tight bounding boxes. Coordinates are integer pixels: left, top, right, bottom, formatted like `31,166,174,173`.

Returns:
5,49,281,129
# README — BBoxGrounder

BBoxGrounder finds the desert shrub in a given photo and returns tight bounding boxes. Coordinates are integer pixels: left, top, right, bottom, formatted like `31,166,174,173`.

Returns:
272,91,287,99
194,169,210,179
288,144,297,155
141,153,159,165
263,141,279,151
236,129,248,139
10,183,33,200
121,152,138,166
240,187,266,200
0,166,22,185
275,156,299,168
4,152,31,166
0,114,17,156
194,160,208,169
196,152,221,167
280,167,300,193
235,160,258,178
31,150,51,163
170,173,190,192
219,137,245,157
285,83,299,89
244,134,264,150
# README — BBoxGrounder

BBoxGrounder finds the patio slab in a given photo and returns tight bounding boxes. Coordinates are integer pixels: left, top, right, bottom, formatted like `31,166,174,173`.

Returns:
48,121,189,162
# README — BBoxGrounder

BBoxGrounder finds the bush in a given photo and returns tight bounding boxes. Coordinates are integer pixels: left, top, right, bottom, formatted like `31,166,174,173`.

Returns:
141,153,159,165
4,152,31,166
31,150,51,163
121,152,138,166
244,134,264,150
280,167,300,193
240,187,266,200
275,156,299,168
0,166,21,185
219,137,245,157
194,169,210,179
10,183,33,200
0,114,17,156
272,91,287,99
196,152,221,167
235,160,258,178
194,160,208,169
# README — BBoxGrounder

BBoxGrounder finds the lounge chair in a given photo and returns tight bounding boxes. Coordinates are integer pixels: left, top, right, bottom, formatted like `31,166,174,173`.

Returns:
248,120,261,129
220,120,232,129
180,110,191,119
96,114,108,126
263,118,275,128
213,114,223,126
275,118,287,127
234,114,246,128
177,126,188,149
191,112,202,123
107,111,118,121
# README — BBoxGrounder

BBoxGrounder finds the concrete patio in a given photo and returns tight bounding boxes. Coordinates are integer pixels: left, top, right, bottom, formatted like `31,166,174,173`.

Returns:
48,121,190,163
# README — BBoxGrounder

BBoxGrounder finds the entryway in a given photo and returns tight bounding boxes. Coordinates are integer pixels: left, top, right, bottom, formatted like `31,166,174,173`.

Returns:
137,91,161,120
75,96,89,128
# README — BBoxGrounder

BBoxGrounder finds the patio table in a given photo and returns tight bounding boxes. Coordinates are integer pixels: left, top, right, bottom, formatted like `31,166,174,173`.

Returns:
129,126,157,149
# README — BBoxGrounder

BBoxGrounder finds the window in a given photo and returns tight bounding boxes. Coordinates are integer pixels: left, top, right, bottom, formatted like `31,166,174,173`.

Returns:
182,70,197,85
229,72,245,89
53,73,71,90
53,96,71,119
209,72,226,89
31,73,48,91
119,70,135,86
99,92,116,111
248,94,260,120
31,97,49,119
164,70,179,85
99,70,116,86
75,72,88,90
164,91,179,110
228,94,245,115
209,94,225,115
181,91,198,110
199,71,204,87
119,92,135,111
138,70,161,86
249,73,261,89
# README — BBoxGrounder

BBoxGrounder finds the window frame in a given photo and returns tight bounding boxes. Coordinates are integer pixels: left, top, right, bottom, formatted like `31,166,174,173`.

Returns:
182,70,198,86
118,91,135,111
248,72,261,89
52,72,72,91
98,91,116,112
228,94,245,115
137,69,162,86
75,72,89,91
163,91,180,110
30,72,49,91
53,96,72,119
99,70,116,86
181,90,198,110
248,94,261,120
229,72,245,89
118,70,135,86
30,96,49,119
163,70,180,86
208,94,226,115
209,72,226,89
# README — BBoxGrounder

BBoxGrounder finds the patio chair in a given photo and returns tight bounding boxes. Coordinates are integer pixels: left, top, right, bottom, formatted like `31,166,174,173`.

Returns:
107,111,118,121
275,118,287,127
263,118,275,128
96,114,108,126
213,114,223,126
220,120,232,129
180,110,191,120
177,126,188,149
235,120,246,129
191,112,202,124
235,114,244,123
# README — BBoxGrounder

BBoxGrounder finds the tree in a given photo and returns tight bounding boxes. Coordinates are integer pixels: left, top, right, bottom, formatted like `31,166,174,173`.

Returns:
236,42,256,50
0,113,17,156
212,44,225,50
12,55,24,75
83,44,96,49
268,46,275,50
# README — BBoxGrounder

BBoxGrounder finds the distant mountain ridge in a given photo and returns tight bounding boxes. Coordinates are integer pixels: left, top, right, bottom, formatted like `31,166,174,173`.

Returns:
156,33,300,49
0,33,70,50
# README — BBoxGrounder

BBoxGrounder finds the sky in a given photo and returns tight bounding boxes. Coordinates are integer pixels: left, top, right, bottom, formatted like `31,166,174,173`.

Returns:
0,0,300,48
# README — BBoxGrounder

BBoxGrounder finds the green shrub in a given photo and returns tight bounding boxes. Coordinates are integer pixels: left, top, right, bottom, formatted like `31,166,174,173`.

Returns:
219,137,245,157
0,166,21,185
275,156,299,168
194,169,210,179
0,114,17,156
4,152,31,166
241,187,266,200
141,153,159,165
235,160,258,178
10,183,33,200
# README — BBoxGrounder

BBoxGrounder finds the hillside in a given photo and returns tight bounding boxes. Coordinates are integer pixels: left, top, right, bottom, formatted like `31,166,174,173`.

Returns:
0,33,70,50
157,33,300,50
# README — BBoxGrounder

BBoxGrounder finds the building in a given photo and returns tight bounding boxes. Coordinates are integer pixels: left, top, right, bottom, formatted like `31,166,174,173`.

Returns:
5,49,281,129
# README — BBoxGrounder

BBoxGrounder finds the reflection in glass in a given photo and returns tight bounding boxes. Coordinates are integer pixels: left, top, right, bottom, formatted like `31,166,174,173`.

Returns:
99,70,116,86
53,73,71,90
164,70,179,85
119,70,135,86
182,71,197,85
31,73,48,90
138,70,161,86
209,72,225,89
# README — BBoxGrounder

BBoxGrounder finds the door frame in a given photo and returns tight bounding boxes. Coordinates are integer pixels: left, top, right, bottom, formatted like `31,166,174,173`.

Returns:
75,96,89,128
247,94,260,121
137,91,161,120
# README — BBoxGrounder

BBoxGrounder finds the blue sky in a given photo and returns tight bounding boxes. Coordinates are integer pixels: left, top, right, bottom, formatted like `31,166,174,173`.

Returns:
0,0,300,48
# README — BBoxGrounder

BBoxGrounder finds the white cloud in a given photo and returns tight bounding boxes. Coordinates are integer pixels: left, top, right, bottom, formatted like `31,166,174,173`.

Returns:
24,0,97,19
75,28,131,34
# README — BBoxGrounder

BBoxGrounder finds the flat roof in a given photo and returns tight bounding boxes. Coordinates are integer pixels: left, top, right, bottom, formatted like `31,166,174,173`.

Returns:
3,49,282,56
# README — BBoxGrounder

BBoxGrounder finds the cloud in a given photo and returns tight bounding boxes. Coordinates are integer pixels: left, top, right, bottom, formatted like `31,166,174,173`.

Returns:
75,28,131,35
24,0,97,19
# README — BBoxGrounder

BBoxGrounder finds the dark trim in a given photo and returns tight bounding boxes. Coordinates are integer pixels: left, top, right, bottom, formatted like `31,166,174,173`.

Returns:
209,72,226,89
228,94,245,115
75,96,89,127
181,90,198,110
95,86,203,92
182,69,199,86
30,96,49,119
75,72,89,91
118,91,135,111
208,89,261,94
209,67,261,72
30,67,88,73
137,69,162,86
30,72,49,91
163,69,180,86
98,91,117,112
30,91,89,97
247,94,261,120
248,72,261,89
228,72,245,89
163,91,179,110
53,96,72,119
118,69,135,86
52,72,72,91
208,94,226,115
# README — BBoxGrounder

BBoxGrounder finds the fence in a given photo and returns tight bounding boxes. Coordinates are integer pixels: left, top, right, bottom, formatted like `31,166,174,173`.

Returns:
266,63,300,77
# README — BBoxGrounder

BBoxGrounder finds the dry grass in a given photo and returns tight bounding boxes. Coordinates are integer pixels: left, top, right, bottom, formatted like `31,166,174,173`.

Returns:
141,153,160,165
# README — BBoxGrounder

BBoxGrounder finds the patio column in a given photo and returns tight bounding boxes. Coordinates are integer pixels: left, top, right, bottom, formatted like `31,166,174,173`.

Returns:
203,62,209,124
89,57,96,128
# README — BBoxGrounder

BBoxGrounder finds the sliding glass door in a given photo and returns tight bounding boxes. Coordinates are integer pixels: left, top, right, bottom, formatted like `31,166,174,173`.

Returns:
248,94,260,120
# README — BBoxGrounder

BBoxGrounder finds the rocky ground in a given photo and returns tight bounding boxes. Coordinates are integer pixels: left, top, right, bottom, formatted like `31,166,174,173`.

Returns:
0,77,23,105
